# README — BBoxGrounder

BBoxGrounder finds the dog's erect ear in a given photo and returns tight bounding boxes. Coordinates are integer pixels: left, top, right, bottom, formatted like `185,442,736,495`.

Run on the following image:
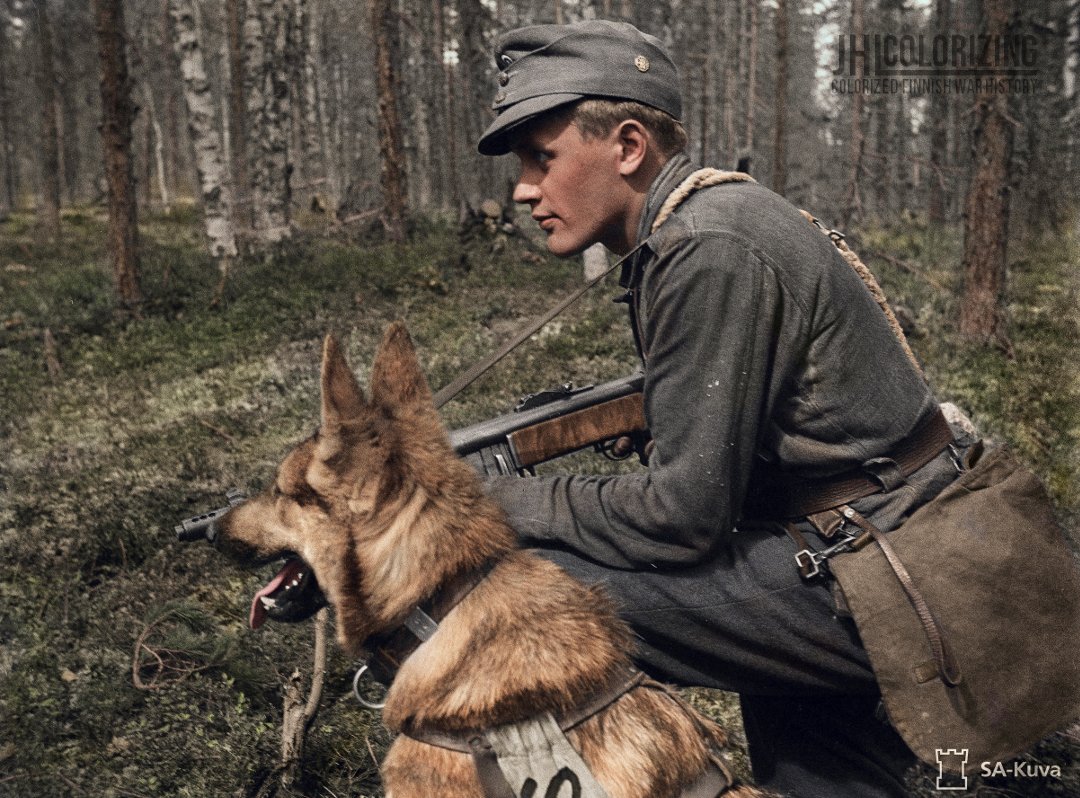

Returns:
369,321,434,412
320,335,367,428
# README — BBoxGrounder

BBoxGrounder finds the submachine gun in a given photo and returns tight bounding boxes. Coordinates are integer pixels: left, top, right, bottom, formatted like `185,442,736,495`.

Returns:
450,372,649,477
175,373,650,537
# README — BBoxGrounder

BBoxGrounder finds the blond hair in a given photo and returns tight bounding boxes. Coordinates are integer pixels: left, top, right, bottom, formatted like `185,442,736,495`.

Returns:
565,98,688,158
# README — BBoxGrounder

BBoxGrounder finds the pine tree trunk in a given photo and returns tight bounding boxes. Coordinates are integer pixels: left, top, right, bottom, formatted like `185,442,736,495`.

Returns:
743,0,758,158
0,26,16,212
92,0,143,312
772,0,788,195
169,0,238,263
843,0,866,225
434,0,459,213
959,0,1016,348
371,0,407,241
37,0,62,240
928,0,951,222
723,0,741,166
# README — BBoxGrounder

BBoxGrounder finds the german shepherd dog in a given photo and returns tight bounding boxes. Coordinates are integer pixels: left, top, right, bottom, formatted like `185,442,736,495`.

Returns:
213,322,766,798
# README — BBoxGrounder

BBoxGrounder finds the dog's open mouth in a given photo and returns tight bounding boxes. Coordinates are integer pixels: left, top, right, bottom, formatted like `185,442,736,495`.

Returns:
249,557,328,630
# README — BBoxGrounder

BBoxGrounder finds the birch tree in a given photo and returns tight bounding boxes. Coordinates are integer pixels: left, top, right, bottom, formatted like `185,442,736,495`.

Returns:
169,0,238,279
245,0,294,244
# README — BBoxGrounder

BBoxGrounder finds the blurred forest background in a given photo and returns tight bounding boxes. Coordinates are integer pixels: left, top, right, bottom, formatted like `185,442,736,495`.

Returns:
1,0,1079,796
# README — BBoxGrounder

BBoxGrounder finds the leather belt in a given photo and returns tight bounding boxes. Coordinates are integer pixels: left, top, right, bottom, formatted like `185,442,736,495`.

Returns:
743,408,956,520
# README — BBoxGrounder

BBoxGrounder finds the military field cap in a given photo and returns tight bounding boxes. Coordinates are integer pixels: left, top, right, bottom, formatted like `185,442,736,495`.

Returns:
477,20,682,156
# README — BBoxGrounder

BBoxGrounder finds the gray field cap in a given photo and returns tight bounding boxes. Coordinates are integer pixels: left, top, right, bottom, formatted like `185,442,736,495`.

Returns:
477,20,681,156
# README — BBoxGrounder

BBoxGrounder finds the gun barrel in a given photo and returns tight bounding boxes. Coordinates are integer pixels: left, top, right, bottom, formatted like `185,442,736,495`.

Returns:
174,505,232,542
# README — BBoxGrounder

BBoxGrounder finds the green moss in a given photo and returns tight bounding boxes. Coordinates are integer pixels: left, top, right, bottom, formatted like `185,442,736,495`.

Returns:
1,208,1077,796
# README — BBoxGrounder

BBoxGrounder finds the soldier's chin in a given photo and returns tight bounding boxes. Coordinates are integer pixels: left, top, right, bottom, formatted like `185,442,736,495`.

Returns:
249,556,328,629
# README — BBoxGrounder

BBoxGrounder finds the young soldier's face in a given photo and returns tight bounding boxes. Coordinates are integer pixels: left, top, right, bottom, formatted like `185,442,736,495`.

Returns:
511,114,635,257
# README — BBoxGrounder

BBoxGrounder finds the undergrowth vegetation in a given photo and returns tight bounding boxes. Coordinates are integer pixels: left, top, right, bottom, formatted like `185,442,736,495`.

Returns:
0,206,1077,797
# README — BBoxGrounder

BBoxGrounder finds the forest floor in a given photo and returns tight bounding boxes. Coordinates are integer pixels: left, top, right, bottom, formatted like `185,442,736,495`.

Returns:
0,205,1077,797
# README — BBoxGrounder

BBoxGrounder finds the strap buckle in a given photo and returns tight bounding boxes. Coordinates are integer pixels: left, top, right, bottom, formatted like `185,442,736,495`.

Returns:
794,527,860,580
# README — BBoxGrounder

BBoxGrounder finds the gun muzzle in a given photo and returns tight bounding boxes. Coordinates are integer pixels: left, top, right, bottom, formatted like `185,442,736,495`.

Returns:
174,489,246,543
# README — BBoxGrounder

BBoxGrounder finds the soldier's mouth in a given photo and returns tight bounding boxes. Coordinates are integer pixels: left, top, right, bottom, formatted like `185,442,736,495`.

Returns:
249,556,328,629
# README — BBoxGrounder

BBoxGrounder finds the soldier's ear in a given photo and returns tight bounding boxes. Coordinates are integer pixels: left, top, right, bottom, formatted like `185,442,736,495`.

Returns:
320,335,368,430
369,321,434,412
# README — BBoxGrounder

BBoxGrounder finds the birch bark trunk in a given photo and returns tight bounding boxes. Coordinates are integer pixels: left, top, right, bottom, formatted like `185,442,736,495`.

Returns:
169,0,238,263
245,0,293,244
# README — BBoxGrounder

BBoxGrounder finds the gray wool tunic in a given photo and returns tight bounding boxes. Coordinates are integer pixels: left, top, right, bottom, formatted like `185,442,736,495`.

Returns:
487,153,941,572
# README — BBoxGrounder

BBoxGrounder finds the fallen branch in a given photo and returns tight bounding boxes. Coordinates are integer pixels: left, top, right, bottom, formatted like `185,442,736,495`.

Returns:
198,418,237,444
862,247,950,292
279,608,329,791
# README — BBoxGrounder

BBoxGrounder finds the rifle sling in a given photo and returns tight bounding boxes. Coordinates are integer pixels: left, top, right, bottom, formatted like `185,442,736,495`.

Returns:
432,239,649,410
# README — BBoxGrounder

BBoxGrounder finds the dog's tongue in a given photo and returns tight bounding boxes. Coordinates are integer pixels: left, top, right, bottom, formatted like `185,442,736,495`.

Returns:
250,559,306,630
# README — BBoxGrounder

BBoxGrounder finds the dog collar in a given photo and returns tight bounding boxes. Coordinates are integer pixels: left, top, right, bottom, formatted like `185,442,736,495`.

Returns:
352,557,500,707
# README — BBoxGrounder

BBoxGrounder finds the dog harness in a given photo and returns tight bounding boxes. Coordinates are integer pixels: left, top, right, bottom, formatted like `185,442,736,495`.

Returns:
351,563,737,798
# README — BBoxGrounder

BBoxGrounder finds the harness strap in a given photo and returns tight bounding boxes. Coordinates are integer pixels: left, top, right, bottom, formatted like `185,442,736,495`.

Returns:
401,664,645,754
404,665,736,798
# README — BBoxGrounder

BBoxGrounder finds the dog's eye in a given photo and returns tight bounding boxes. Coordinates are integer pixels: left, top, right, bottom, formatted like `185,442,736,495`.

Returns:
292,484,321,507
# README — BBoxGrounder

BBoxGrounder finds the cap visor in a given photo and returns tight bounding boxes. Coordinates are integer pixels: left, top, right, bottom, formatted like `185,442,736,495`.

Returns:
477,93,584,155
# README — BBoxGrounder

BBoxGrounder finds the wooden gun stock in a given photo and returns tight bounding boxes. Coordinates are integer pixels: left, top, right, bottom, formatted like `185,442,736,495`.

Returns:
449,373,648,476
508,393,645,469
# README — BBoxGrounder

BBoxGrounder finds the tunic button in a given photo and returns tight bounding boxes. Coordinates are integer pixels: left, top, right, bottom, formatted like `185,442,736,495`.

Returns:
498,72,510,86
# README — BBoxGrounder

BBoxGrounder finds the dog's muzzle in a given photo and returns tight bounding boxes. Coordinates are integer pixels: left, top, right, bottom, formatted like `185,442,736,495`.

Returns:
249,557,328,629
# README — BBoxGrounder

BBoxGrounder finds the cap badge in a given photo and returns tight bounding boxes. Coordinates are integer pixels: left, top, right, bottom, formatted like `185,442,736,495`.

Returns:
634,55,650,72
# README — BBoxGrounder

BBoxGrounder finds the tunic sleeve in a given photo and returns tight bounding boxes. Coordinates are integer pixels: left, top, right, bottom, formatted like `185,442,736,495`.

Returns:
485,233,803,570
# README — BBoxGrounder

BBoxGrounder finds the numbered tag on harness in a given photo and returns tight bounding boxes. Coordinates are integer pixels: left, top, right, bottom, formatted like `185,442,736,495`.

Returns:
486,711,611,798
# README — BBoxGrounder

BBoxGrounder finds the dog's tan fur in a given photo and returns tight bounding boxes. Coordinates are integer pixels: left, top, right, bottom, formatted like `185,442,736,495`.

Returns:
216,322,766,798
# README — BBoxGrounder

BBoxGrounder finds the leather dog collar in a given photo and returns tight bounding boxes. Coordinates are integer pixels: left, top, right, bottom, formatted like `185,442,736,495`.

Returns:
358,557,500,688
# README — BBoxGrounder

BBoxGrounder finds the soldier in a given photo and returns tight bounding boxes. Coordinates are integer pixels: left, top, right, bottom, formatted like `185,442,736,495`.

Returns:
478,19,967,798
